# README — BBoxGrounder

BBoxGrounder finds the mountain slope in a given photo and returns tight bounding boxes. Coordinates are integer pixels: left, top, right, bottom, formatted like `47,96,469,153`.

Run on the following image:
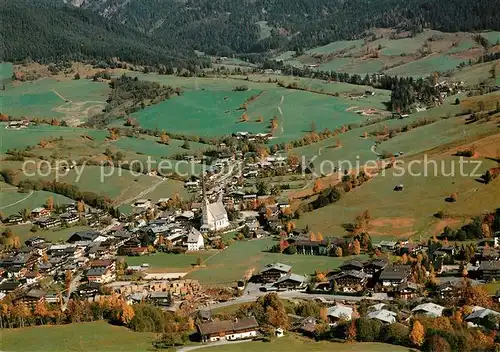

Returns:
69,0,500,55
0,0,205,66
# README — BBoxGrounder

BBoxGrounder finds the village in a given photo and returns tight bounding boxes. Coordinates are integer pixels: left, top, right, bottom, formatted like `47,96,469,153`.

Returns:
1,140,500,350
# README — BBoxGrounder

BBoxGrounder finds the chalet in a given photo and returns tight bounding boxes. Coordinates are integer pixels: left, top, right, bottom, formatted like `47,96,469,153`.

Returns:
197,317,259,342
412,303,445,317
330,270,367,293
395,282,421,299
30,207,51,219
148,292,171,307
186,228,204,251
478,261,500,281
258,263,292,283
15,289,45,309
132,199,152,209
272,273,307,290
465,307,500,327
22,271,42,285
0,281,20,294
293,316,318,337
25,236,45,247
35,217,61,229
339,259,364,272
67,230,105,243
326,305,354,323
367,309,397,324
378,241,397,251
378,265,411,288
4,214,23,225
74,282,101,299
363,258,389,276
85,267,114,283
437,277,481,298
60,212,79,225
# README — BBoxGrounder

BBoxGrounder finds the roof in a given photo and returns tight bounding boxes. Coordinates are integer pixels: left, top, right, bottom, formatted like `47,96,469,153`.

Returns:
466,307,500,321
187,228,203,244
327,305,353,319
86,267,107,276
479,261,500,270
274,272,307,285
25,289,46,299
0,281,21,291
340,259,364,270
379,265,411,280
332,270,367,280
260,263,292,274
197,317,258,335
412,303,445,317
68,230,101,242
367,309,397,324
206,201,228,221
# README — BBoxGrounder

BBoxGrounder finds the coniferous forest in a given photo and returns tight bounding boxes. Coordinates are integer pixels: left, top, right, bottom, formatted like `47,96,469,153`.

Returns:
2,0,500,66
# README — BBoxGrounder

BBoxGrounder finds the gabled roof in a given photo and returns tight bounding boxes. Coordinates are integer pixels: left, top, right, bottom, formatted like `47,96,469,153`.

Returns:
412,303,445,317
327,305,353,319
466,307,500,321
273,272,307,285
260,263,292,274
332,270,367,280
340,259,364,270
197,317,258,335
379,265,411,280
367,309,397,324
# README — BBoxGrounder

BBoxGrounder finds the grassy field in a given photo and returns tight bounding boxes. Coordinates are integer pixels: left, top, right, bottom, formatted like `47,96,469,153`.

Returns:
124,252,214,272
0,321,156,352
307,40,364,54
296,156,499,239
0,224,93,243
0,182,74,217
186,238,368,284
202,335,411,352
0,124,107,153
0,78,108,123
384,55,465,77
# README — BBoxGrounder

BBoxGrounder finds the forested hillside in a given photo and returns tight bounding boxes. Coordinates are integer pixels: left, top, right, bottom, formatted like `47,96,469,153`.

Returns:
0,0,207,67
2,0,500,64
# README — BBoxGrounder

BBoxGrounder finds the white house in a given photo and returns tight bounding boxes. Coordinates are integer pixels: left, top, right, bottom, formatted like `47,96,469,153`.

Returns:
186,228,204,251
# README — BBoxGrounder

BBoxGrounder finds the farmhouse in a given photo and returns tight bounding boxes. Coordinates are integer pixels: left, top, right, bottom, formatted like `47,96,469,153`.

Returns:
272,273,307,290
330,270,367,292
197,317,259,342
35,217,61,229
326,305,354,323
379,265,412,287
478,261,500,281
30,207,51,219
60,212,79,225
67,230,106,243
258,263,292,283
412,303,445,317
367,309,397,324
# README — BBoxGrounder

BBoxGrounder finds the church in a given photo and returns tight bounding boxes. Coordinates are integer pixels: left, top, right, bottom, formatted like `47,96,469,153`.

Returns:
200,195,230,232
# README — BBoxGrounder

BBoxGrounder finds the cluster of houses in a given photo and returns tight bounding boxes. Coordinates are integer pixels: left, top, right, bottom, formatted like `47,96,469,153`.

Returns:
2,203,103,228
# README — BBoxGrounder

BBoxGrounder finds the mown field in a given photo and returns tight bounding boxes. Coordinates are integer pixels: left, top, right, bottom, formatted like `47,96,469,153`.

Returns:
0,321,156,352
296,155,499,239
0,182,74,217
0,224,93,243
124,251,214,272
186,238,369,284
0,77,108,123
203,335,411,352
130,81,382,144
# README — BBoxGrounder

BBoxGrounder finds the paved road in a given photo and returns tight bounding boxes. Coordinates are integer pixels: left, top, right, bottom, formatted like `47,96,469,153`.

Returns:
201,283,389,311
177,339,252,352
